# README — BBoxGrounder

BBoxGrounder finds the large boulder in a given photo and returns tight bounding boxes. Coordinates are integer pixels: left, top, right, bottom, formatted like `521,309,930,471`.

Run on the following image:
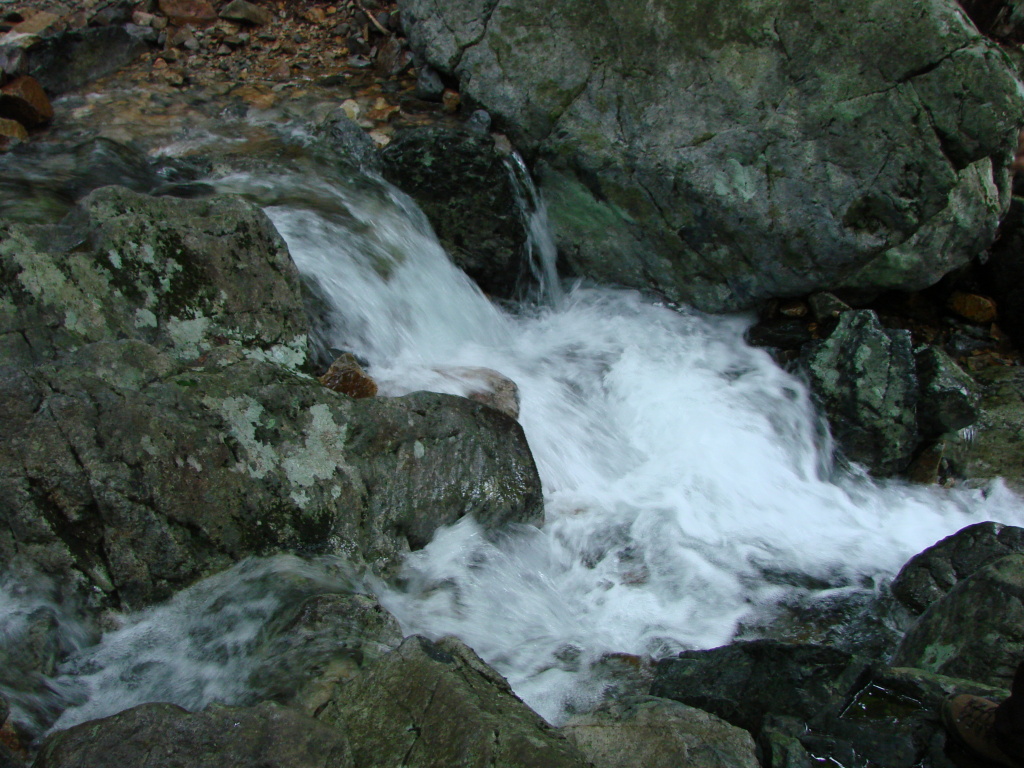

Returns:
891,521,1024,614
32,701,353,768
800,310,919,475
893,553,1024,688
317,635,590,768
0,341,543,610
400,0,1022,311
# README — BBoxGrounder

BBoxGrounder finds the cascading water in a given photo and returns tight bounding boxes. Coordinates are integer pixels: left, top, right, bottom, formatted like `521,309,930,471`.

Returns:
6,133,1024,733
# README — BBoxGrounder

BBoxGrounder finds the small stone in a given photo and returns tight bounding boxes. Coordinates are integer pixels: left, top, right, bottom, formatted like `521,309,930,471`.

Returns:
216,43,231,54
0,75,53,127
808,291,851,323
220,0,275,27
778,299,808,318
368,130,391,147
948,291,997,324
341,98,360,120
466,109,491,134
303,7,326,23
442,88,461,113
415,65,443,101
167,24,196,47
0,116,28,141
232,84,276,108
152,57,168,69
158,0,217,26
132,11,157,26
318,354,378,398
151,15,169,30
13,10,60,35
269,60,290,79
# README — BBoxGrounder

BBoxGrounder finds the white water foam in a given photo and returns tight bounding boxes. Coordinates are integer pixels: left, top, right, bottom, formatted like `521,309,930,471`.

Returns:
237,168,1024,722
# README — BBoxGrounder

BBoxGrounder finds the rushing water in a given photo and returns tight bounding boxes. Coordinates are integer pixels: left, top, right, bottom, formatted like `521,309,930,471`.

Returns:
5,128,1024,733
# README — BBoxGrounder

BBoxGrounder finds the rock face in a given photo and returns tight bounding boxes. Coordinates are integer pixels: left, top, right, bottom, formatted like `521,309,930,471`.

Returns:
381,126,529,298
399,0,1021,311
891,521,1024,614
318,635,590,768
800,310,918,475
563,695,759,768
0,188,545,611
893,553,1024,688
32,701,354,768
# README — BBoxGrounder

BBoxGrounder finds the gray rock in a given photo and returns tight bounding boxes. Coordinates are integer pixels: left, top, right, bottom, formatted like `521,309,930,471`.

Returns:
26,27,148,96
563,695,759,768
893,553,1024,688
1,187,308,369
31,701,353,768
399,0,1021,311
313,109,382,173
800,310,918,476
381,126,529,298
248,592,404,713
891,521,1024,614
414,64,444,101
914,346,980,438
219,0,276,26
0,341,543,610
319,635,590,768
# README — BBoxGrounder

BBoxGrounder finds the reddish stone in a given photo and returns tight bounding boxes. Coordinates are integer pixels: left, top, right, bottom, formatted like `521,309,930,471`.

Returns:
318,354,378,398
0,75,53,127
158,0,217,26
948,291,997,324
13,10,61,35
0,117,28,141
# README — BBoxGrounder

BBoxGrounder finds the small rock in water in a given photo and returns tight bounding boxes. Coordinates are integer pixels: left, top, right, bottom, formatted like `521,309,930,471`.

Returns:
441,88,460,112
0,116,28,143
466,108,491,133
947,291,997,324
414,64,443,101
0,75,52,127
319,353,378,398
434,366,521,419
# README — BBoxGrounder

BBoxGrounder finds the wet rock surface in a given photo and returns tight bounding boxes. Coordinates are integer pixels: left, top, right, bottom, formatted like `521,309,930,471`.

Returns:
401,0,1021,313
32,701,354,768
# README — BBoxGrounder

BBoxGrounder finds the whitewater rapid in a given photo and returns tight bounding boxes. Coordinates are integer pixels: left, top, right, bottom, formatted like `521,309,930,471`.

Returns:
7,151,1023,732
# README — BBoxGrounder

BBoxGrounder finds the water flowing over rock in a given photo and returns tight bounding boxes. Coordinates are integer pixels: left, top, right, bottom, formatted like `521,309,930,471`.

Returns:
399,0,1022,310
32,701,354,768
890,521,1024,614
317,635,590,768
893,553,1024,688
800,310,918,476
562,695,759,768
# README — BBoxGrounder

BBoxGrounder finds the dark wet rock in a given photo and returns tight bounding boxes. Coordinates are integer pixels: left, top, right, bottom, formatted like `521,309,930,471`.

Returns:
0,138,163,224
562,695,758,768
650,640,873,737
381,125,529,298
318,353,378,398
982,196,1024,350
414,64,444,101
249,591,403,713
220,0,276,26
313,108,382,173
893,553,1024,689
88,1,136,27
744,318,812,351
891,522,1024,615
1,186,308,368
943,365,1024,492
32,701,353,768
914,346,980,438
400,0,1020,312
0,340,543,610
318,635,590,768
808,292,851,324
800,310,918,476
26,27,148,96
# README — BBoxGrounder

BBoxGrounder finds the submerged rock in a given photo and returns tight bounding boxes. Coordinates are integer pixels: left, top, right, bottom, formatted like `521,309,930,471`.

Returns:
563,695,759,768
800,310,918,476
32,701,353,768
400,0,1020,311
318,635,590,768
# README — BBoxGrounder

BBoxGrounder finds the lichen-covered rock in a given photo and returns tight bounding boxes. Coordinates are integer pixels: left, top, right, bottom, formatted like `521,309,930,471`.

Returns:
800,310,918,476
400,0,1020,311
381,126,529,298
1,186,308,368
890,522,1024,614
318,635,590,768
562,695,759,768
914,346,980,438
893,553,1024,688
248,591,404,713
32,701,353,768
0,340,544,610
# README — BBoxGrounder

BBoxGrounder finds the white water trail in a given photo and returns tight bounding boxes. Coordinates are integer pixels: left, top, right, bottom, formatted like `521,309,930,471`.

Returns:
225,167,1024,722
